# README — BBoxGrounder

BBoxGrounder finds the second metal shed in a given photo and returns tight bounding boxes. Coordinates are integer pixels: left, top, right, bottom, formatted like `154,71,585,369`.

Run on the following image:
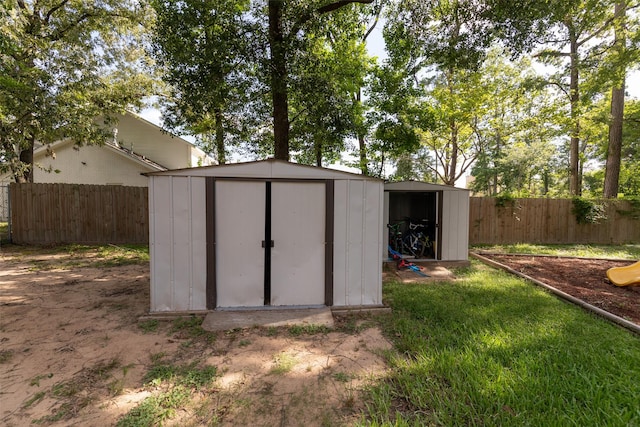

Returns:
384,181,470,262
147,159,384,313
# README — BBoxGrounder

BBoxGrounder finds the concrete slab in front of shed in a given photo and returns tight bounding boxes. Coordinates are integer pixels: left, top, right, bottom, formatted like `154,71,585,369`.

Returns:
201,307,334,331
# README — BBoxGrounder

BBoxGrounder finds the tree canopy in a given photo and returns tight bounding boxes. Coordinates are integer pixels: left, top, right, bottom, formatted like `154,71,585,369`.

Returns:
3,0,639,199
1,0,156,182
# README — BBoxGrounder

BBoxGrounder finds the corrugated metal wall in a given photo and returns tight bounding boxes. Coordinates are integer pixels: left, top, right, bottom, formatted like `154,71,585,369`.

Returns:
440,190,470,261
149,176,207,312
333,179,383,307
149,174,384,313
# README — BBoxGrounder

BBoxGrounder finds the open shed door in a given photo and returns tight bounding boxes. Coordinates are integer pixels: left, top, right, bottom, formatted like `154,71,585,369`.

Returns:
388,191,440,260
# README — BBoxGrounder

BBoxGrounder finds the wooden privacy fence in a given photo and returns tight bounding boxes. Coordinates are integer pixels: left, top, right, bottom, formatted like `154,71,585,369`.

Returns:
8,184,640,246
469,197,640,245
10,183,148,245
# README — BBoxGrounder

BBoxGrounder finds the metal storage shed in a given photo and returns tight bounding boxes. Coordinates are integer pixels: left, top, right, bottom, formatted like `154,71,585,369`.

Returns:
384,181,470,262
147,159,384,313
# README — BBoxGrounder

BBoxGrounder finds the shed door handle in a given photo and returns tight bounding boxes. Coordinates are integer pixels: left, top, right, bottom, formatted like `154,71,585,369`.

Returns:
262,240,274,248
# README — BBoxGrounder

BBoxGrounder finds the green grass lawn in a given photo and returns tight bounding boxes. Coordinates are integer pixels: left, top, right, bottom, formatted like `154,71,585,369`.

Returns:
1,243,149,269
365,262,640,426
471,243,640,260
0,222,8,242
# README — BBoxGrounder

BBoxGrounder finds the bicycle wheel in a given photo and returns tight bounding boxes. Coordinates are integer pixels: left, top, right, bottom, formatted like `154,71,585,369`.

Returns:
417,234,431,258
401,235,418,257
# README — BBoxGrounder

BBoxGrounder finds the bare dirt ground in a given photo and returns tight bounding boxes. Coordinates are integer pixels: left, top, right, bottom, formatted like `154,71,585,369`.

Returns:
481,254,640,325
0,246,392,426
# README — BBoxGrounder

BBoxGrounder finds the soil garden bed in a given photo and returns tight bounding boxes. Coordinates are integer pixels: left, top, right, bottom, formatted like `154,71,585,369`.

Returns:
479,254,640,326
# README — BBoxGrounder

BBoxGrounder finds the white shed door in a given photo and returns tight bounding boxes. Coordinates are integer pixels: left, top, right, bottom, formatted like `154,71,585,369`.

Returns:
270,182,325,306
215,181,265,307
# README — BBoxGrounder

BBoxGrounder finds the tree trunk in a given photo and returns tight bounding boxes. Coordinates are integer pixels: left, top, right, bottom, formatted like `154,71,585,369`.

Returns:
315,137,322,167
447,120,458,186
543,170,550,195
493,131,501,196
268,0,290,161
16,141,34,183
358,133,368,175
603,1,626,198
355,89,369,175
214,108,226,164
604,82,625,198
445,67,458,186
568,26,581,196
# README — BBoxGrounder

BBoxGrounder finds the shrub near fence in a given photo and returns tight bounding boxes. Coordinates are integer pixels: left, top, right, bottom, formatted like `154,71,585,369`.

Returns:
10,183,148,245
469,197,640,245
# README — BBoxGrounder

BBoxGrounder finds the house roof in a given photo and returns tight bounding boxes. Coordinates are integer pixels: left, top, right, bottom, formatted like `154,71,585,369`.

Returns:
384,180,470,192
124,112,187,146
146,158,382,181
34,138,168,172
103,141,168,171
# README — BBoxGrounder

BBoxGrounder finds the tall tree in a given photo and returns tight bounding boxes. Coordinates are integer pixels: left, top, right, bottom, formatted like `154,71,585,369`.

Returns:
603,0,637,197
471,49,563,196
535,0,630,196
424,67,487,186
267,0,375,161
151,0,257,164
366,60,431,178
287,3,374,167
351,0,386,175
378,0,557,185
0,0,155,182
582,94,640,197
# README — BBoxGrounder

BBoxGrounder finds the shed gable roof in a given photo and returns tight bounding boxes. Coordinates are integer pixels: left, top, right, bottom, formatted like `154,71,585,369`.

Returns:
385,180,470,192
146,158,381,181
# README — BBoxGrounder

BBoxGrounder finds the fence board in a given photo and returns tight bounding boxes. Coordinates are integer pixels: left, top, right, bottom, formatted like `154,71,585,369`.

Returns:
469,197,640,245
10,183,148,245
8,185,639,246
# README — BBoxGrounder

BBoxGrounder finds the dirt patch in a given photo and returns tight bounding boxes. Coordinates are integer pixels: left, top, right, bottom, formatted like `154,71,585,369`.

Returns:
481,254,640,325
0,247,392,426
383,262,456,283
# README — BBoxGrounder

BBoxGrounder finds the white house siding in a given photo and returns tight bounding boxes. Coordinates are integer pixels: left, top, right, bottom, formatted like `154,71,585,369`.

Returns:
32,141,153,186
0,112,211,186
149,175,207,312
332,179,383,307
0,185,8,221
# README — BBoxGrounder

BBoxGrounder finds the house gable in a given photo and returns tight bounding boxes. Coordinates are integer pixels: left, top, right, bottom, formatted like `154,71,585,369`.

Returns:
33,139,159,186
114,113,212,170
0,111,212,185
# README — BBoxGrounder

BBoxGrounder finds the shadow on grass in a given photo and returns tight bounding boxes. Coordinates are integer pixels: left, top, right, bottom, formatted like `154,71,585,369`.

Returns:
367,265,640,426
